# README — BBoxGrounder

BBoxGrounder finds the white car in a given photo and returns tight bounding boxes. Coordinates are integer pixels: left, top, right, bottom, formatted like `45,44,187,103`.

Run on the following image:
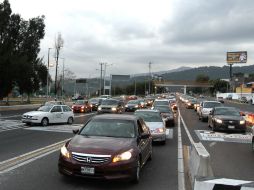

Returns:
134,109,166,144
22,105,74,126
198,101,223,121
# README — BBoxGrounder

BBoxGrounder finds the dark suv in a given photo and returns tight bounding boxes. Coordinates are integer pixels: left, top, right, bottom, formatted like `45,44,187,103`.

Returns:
97,99,125,114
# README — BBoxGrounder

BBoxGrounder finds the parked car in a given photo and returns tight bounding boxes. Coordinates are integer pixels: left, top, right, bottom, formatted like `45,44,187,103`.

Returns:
199,101,223,121
125,100,142,112
134,109,166,144
72,100,92,113
58,114,152,183
89,98,103,111
153,105,175,127
97,99,125,114
22,105,74,126
208,107,246,133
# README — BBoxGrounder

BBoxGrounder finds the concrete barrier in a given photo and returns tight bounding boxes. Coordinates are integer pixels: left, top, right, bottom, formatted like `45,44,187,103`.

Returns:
189,142,214,186
194,177,254,190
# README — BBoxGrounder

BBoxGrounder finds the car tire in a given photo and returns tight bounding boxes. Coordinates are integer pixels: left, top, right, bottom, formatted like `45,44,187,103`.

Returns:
67,117,74,125
252,137,254,151
41,118,49,127
131,159,140,184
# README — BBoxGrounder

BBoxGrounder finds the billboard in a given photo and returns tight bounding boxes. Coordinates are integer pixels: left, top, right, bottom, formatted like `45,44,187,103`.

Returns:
111,75,130,81
227,51,247,64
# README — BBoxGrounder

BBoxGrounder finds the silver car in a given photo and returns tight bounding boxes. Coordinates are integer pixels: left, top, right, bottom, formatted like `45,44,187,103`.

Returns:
198,101,222,121
134,109,166,144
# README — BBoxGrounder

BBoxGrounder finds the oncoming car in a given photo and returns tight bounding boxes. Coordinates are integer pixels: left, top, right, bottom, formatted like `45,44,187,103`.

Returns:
58,114,152,183
22,105,74,126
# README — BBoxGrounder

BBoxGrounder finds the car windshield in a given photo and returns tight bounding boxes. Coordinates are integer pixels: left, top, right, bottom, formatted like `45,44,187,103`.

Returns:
80,119,135,138
154,101,168,106
204,102,222,108
74,100,85,105
89,99,99,103
128,100,139,104
154,106,172,113
214,108,240,116
37,106,52,112
101,100,118,105
135,111,162,122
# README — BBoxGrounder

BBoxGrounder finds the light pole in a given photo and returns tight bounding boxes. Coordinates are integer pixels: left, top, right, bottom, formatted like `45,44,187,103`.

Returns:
61,58,65,100
103,63,113,95
46,48,52,101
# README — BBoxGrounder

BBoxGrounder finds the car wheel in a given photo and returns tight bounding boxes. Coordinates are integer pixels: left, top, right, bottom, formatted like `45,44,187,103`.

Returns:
252,137,254,151
41,118,49,127
67,117,73,125
131,159,140,184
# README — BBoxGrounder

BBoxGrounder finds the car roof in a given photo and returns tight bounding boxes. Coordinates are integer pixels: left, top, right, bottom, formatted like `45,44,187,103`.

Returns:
92,114,138,120
135,109,160,113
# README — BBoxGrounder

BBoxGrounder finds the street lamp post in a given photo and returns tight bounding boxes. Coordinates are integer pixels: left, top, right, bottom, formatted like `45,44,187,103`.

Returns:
46,48,52,101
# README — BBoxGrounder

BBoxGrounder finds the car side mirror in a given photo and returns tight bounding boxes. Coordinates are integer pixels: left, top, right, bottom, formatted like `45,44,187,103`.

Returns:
73,129,79,134
140,133,150,139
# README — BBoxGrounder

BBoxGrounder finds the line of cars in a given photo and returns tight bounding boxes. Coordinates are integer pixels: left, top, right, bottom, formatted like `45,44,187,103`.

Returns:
179,94,247,133
58,94,178,183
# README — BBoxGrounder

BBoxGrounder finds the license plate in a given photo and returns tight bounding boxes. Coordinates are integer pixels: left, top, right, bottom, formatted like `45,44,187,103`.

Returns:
81,167,95,175
228,125,235,129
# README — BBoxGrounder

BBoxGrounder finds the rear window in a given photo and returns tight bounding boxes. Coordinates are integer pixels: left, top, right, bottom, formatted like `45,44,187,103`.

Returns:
204,102,222,108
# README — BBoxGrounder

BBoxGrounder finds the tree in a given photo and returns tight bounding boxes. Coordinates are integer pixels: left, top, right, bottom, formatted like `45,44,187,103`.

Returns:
0,0,46,102
210,79,229,94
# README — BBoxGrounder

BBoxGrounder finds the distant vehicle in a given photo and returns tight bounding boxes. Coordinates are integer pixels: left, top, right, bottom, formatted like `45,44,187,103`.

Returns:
72,100,92,113
97,99,124,114
89,98,103,111
186,99,197,109
199,101,223,121
152,99,170,108
217,97,224,103
239,97,248,103
125,100,142,112
99,95,111,99
153,105,175,127
58,114,152,183
226,94,232,100
134,109,166,144
72,95,85,101
22,105,74,126
208,107,246,133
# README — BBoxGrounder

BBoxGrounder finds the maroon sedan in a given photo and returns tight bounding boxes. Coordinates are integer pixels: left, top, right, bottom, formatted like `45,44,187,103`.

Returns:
72,100,92,113
58,114,152,183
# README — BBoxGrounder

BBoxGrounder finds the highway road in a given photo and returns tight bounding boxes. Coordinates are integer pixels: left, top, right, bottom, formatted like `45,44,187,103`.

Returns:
0,99,253,190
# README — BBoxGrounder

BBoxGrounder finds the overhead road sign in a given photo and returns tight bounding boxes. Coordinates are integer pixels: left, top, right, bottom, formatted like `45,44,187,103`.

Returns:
227,51,247,64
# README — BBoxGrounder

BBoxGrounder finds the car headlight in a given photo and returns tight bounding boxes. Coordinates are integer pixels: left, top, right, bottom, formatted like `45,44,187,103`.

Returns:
125,105,128,108
81,106,85,109
60,145,71,159
135,105,138,108
240,120,245,125
98,107,102,111
112,149,133,163
111,107,117,111
31,116,39,119
215,118,223,124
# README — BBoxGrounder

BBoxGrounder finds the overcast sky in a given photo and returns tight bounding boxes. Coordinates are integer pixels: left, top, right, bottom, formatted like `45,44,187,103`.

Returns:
9,0,254,78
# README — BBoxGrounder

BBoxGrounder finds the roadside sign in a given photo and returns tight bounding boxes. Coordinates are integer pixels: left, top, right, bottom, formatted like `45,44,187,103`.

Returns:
227,51,247,64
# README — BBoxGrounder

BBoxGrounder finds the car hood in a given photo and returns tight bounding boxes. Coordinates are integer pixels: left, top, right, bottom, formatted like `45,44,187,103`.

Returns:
146,122,164,130
73,105,84,108
23,111,46,116
100,105,117,108
215,115,243,120
68,135,135,155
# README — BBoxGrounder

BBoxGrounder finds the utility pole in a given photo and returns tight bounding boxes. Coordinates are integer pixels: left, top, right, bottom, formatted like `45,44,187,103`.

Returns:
54,33,64,99
99,63,103,96
61,58,65,100
148,62,152,95
46,48,51,101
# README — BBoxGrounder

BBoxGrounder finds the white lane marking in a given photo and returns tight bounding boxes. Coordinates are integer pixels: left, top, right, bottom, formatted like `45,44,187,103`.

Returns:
0,115,21,119
178,111,186,190
74,112,96,118
0,139,70,174
205,178,252,186
25,124,82,133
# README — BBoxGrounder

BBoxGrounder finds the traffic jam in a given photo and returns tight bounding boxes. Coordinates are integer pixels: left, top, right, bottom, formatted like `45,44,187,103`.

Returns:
0,94,254,190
